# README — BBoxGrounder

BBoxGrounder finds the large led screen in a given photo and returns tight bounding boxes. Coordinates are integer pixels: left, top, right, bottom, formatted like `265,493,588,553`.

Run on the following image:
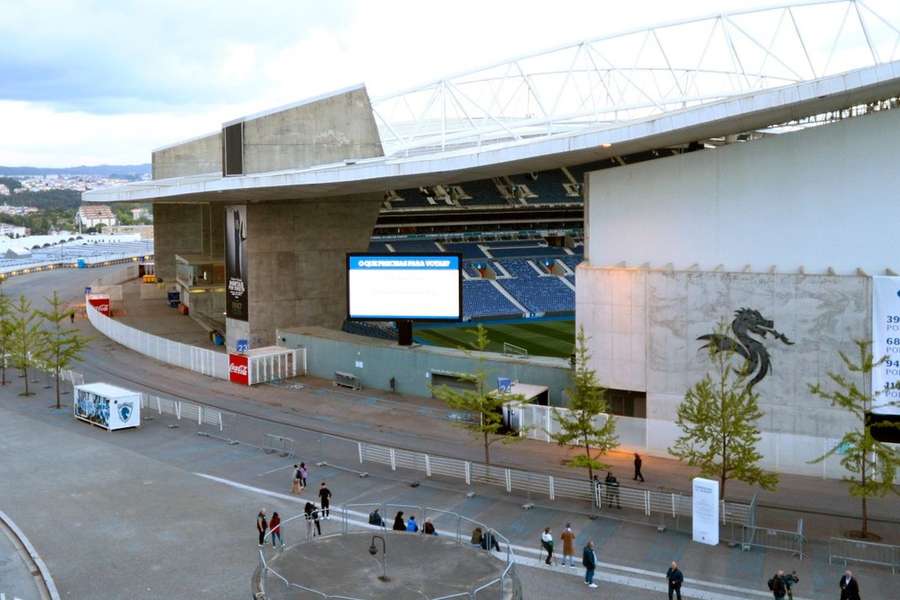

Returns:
347,254,462,321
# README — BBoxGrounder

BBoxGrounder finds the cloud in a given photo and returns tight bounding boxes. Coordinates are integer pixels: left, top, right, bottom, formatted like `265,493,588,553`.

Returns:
3,0,896,165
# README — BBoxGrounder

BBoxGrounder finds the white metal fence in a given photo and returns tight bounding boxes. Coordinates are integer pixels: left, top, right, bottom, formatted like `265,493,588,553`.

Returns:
85,300,229,380
829,537,900,573
514,402,853,480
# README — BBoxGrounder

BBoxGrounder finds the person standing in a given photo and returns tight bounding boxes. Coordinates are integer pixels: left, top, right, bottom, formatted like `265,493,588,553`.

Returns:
633,453,645,482
605,472,621,509
304,502,321,538
582,541,597,589
290,464,302,494
270,512,284,549
560,523,576,568
318,482,332,518
540,527,554,566
298,463,308,488
406,515,419,532
839,570,860,600
392,511,406,531
666,561,684,600
256,509,268,547
768,570,787,599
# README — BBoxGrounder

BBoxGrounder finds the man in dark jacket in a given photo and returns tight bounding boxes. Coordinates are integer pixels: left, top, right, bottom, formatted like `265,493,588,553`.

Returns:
633,453,645,482
582,541,598,588
839,570,860,600
768,570,787,599
666,561,684,600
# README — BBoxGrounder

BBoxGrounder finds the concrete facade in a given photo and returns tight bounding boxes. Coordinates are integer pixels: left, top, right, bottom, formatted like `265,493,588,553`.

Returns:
576,266,869,440
152,203,224,282
151,133,222,180
586,107,900,274
278,325,571,401
240,85,384,174
226,195,383,350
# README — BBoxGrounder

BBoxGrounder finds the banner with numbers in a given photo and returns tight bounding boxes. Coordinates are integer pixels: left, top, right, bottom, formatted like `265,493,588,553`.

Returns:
871,276,900,415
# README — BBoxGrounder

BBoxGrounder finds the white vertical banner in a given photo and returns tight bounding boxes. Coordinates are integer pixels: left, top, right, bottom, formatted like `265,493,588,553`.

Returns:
692,477,719,546
871,276,900,415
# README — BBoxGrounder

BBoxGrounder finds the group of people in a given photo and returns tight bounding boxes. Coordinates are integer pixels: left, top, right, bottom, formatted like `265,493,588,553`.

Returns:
255,509,284,549
384,510,437,535
538,523,600,588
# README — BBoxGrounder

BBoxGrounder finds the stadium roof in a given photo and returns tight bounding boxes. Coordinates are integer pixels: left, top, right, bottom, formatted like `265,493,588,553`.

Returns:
86,0,900,203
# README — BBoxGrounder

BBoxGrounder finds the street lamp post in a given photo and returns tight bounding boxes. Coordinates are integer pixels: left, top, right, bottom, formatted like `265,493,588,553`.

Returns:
368,535,389,582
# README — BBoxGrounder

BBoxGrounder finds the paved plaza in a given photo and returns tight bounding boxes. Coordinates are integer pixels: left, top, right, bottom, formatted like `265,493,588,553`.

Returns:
0,268,897,599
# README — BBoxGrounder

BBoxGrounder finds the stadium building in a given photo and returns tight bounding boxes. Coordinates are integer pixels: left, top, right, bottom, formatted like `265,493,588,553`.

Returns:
86,1,900,475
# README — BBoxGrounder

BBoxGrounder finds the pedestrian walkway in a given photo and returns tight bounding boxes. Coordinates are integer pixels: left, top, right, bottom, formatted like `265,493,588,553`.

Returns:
0,512,45,600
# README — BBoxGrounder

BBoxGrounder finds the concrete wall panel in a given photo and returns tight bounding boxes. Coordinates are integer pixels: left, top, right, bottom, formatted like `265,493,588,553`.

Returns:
152,133,221,180
587,107,900,273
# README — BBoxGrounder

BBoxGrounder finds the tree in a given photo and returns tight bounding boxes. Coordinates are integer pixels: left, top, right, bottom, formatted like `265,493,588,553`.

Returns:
9,294,46,396
550,326,617,481
38,291,89,409
809,340,900,539
0,294,12,385
431,324,523,465
670,323,778,499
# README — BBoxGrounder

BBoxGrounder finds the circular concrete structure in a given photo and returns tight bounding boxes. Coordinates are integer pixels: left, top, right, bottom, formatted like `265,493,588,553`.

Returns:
253,531,518,599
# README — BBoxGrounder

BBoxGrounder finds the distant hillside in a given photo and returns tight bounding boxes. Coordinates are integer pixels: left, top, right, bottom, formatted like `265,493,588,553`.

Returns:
0,164,150,177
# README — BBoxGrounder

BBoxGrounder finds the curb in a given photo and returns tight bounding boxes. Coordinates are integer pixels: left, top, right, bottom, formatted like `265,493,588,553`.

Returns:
0,509,61,600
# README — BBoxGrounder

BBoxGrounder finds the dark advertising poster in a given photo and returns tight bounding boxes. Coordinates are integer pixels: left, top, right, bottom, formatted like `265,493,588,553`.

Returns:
226,205,248,320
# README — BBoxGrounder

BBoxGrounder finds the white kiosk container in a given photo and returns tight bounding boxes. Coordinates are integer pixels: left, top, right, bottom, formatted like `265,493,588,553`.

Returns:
74,382,141,431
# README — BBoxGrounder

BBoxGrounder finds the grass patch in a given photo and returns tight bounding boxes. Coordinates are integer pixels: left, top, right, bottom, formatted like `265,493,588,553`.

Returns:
414,319,575,358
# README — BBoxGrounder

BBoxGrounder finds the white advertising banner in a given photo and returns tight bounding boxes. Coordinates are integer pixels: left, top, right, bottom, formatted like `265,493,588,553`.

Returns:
871,276,900,415
691,477,719,546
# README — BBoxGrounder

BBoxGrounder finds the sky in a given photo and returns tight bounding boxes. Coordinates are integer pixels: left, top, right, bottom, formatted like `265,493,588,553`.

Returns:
0,0,894,166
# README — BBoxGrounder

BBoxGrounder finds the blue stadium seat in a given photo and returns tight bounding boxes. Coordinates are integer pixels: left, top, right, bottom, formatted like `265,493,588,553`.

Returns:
463,280,522,318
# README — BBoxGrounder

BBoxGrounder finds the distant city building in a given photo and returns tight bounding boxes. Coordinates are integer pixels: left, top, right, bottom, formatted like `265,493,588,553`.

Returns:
0,223,29,238
0,184,8,196
0,204,39,216
76,204,117,231
130,207,152,221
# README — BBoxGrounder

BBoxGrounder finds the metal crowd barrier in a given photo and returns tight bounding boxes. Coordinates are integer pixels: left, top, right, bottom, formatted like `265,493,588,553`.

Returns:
741,520,806,559
829,537,900,573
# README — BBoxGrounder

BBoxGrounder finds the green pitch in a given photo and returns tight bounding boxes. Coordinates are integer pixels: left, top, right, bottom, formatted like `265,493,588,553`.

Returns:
414,319,575,358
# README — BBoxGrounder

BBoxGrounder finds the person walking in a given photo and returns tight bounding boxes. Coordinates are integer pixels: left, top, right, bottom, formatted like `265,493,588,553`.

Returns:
290,464,302,494
560,523,576,568
392,511,406,531
318,482,332,519
582,541,597,589
633,453,645,482
304,502,321,538
406,515,419,532
768,570,787,599
256,509,268,547
298,462,308,488
270,512,284,549
839,570,860,600
666,561,684,600
540,527,554,566
605,472,621,509
482,529,501,552
423,518,437,535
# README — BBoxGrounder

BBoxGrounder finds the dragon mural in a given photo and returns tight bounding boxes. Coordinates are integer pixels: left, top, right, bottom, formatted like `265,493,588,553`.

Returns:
697,308,793,389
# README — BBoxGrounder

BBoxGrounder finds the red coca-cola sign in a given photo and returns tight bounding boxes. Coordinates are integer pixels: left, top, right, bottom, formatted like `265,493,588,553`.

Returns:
87,295,110,316
229,354,249,385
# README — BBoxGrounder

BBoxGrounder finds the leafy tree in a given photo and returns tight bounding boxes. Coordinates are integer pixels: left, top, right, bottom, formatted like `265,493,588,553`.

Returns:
809,340,900,539
9,294,46,396
551,326,617,481
0,293,12,385
38,291,89,409
670,323,778,499
431,324,523,464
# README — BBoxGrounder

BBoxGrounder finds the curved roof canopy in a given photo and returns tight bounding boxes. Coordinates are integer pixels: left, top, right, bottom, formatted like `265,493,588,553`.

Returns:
86,0,900,203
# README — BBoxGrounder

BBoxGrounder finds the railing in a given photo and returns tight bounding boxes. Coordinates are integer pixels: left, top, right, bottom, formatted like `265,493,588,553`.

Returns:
741,520,806,559
514,402,854,480
829,537,900,573
254,504,519,599
85,300,228,380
